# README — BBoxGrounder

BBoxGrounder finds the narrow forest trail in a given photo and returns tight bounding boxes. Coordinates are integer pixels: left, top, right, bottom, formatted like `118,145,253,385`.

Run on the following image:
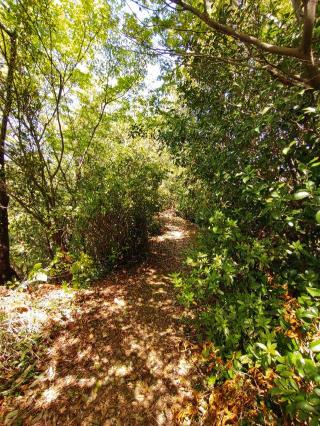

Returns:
7,211,200,425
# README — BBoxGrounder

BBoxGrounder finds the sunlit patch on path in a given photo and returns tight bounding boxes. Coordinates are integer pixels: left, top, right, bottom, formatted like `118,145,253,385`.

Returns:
2,211,199,425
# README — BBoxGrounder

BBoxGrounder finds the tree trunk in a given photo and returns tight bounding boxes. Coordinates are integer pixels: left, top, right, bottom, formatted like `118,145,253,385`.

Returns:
305,62,320,90
0,30,17,284
52,228,67,253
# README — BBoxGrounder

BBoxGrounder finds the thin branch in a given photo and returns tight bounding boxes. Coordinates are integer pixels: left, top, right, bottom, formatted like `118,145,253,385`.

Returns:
125,39,250,64
264,64,307,87
0,21,14,37
257,53,310,88
0,28,8,60
8,189,48,228
50,74,65,181
203,0,208,16
77,85,136,174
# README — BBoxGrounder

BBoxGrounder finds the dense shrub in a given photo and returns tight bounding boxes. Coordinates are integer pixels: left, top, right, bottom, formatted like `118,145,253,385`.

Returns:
74,141,165,270
172,141,320,423
10,137,167,278
173,204,320,422
165,63,320,422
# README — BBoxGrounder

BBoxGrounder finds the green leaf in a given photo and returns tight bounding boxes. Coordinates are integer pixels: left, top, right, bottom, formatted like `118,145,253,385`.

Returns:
282,146,290,155
296,401,317,413
282,141,296,155
306,288,320,298
293,191,310,200
33,272,47,282
261,106,271,115
256,342,267,350
303,107,316,114
314,388,320,397
310,339,320,353
207,375,217,386
271,191,280,198
316,211,320,224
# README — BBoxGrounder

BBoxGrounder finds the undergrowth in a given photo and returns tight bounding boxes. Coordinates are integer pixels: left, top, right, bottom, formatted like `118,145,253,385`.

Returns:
173,207,320,424
0,285,75,405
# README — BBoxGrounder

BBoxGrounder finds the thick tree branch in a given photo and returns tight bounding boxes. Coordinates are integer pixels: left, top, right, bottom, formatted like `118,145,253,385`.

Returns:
170,0,303,59
291,0,304,24
301,0,317,58
166,0,320,89
0,25,17,282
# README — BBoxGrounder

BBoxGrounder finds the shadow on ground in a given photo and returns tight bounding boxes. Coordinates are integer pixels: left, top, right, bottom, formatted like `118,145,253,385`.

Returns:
3,212,199,425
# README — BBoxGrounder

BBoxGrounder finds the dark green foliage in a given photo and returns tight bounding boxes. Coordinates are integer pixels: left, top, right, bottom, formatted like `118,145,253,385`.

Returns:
163,32,320,422
173,187,320,421
74,143,165,270
10,139,166,278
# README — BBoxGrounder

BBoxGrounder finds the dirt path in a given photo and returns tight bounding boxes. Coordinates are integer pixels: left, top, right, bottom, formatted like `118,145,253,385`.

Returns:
5,211,199,425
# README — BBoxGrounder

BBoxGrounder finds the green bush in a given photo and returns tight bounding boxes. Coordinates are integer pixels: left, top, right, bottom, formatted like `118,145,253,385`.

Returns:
173,200,320,423
10,135,167,278
171,127,320,422
73,141,166,270
28,251,97,289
